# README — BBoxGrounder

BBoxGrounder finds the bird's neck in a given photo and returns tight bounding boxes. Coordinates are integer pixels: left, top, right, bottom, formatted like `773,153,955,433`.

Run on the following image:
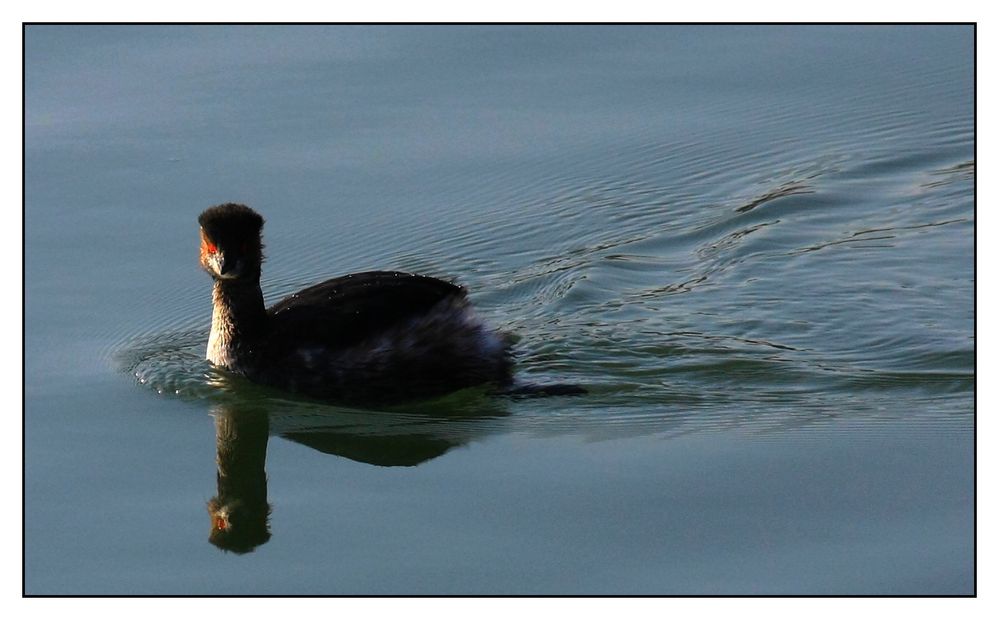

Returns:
208,278,268,369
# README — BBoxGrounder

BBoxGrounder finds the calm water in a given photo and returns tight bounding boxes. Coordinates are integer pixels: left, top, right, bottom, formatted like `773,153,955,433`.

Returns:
24,25,974,595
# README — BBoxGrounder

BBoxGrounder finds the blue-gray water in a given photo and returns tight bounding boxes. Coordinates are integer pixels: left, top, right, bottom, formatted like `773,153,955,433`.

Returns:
24,25,974,595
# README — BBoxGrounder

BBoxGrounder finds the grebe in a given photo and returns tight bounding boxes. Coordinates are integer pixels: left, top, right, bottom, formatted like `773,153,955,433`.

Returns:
199,203,516,403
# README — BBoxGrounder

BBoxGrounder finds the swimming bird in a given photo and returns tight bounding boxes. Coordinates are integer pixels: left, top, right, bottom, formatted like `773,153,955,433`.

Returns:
198,203,519,403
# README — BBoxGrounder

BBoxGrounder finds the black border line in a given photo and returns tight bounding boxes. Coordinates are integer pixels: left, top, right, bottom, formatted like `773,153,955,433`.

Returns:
21,21,977,599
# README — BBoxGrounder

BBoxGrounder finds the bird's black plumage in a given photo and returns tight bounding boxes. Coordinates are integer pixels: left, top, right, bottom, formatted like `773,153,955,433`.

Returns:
266,271,465,352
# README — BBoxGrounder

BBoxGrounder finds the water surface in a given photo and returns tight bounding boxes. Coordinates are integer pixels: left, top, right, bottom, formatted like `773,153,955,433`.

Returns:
24,25,974,594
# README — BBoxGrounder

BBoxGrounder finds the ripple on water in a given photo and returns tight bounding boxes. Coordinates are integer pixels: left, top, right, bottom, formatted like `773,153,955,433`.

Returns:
114,104,972,442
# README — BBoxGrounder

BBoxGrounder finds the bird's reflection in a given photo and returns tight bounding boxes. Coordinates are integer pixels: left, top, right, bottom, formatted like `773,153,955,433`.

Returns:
208,406,271,553
206,396,507,553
